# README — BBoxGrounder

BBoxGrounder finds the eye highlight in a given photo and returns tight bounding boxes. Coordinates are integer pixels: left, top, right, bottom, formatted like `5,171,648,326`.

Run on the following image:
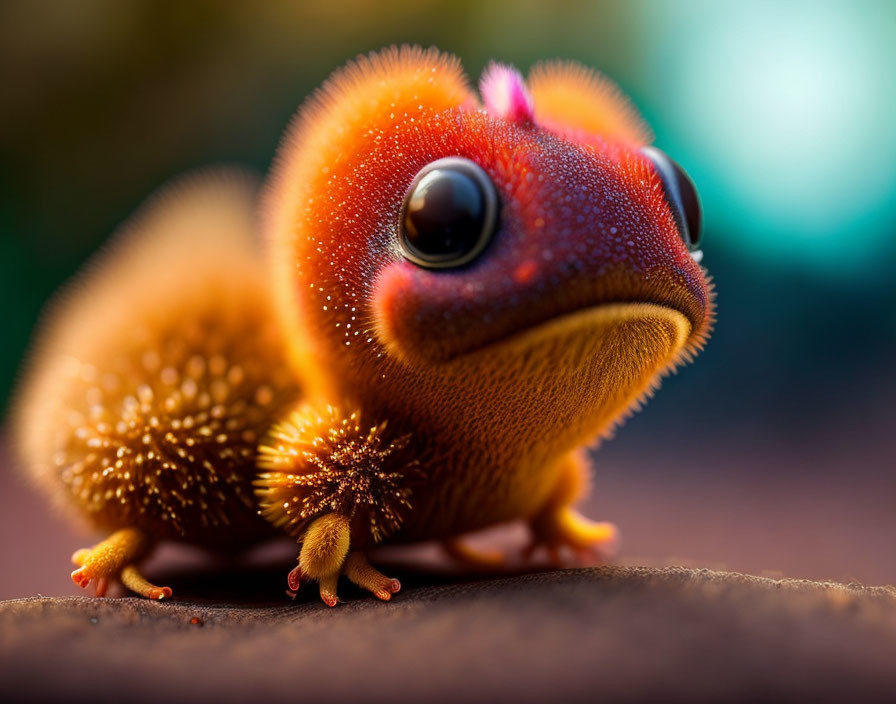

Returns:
399,157,499,268
642,146,703,251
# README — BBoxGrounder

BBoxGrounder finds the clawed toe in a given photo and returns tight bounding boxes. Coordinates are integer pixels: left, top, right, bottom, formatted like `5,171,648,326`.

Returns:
71,567,92,590
287,564,303,592
372,578,402,602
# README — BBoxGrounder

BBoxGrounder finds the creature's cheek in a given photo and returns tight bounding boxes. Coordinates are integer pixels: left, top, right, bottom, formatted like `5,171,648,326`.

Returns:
371,262,478,365
371,263,434,365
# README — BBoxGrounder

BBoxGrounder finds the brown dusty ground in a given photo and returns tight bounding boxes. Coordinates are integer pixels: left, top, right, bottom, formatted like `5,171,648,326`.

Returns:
2,565,896,704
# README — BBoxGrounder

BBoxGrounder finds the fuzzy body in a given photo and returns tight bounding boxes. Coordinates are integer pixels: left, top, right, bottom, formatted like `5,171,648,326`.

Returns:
265,47,711,543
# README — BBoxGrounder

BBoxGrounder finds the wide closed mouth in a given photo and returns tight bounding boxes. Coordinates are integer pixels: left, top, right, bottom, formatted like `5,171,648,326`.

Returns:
374,254,712,368
441,300,693,365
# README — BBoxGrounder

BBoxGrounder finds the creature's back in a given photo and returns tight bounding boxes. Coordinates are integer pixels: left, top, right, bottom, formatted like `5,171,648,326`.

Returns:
12,170,300,546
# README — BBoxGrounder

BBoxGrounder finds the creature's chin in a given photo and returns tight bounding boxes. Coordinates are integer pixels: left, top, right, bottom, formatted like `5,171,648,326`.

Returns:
381,302,695,458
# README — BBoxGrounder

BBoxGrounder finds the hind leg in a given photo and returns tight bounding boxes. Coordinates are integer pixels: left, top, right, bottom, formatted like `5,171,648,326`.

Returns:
524,453,619,564
71,527,172,600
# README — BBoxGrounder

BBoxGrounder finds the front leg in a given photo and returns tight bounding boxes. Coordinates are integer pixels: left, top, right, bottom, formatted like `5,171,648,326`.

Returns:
255,403,414,606
525,452,619,563
284,513,401,606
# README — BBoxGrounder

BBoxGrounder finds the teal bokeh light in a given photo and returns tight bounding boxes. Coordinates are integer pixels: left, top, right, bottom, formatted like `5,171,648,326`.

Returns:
642,0,896,277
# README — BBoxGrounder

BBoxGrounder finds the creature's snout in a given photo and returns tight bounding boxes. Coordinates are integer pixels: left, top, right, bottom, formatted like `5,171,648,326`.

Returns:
375,139,710,364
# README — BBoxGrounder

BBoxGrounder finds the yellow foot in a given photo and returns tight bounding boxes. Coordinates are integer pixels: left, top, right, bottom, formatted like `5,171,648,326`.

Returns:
70,527,171,600
525,506,619,565
285,513,400,607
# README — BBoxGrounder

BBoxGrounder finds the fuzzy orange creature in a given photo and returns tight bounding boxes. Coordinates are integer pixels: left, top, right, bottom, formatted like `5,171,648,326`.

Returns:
13,46,712,606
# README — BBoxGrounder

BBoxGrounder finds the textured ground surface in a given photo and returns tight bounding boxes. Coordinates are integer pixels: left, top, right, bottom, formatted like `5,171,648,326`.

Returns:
2,566,896,704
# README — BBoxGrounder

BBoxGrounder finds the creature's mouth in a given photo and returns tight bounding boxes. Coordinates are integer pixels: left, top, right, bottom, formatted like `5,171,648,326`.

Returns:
375,259,713,369
443,301,693,367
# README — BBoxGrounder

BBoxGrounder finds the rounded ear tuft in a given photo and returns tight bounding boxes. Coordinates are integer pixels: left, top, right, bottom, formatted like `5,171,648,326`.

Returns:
528,60,653,146
263,43,476,246
267,45,475,203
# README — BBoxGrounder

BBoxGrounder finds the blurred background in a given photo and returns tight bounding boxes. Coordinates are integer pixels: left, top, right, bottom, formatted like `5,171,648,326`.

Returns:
1,0,894,599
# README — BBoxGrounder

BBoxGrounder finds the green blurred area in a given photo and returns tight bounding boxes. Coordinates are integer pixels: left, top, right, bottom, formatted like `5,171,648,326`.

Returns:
1,0,894,458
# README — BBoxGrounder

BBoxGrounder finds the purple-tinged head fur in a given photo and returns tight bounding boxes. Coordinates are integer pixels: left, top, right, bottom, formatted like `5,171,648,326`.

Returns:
480,62,534,124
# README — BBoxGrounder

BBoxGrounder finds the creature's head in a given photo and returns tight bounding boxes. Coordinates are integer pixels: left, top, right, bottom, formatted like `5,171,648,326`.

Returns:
266,46,712,458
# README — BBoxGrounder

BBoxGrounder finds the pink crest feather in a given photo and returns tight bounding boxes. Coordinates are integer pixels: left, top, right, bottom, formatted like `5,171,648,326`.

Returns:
480,62,534,124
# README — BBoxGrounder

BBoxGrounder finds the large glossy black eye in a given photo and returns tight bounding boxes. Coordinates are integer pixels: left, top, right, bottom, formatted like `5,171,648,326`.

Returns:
399,157,499,268
642,146,702,251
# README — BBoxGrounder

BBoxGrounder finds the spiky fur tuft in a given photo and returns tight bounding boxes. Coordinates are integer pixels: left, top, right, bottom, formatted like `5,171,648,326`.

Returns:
256,404,418,543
